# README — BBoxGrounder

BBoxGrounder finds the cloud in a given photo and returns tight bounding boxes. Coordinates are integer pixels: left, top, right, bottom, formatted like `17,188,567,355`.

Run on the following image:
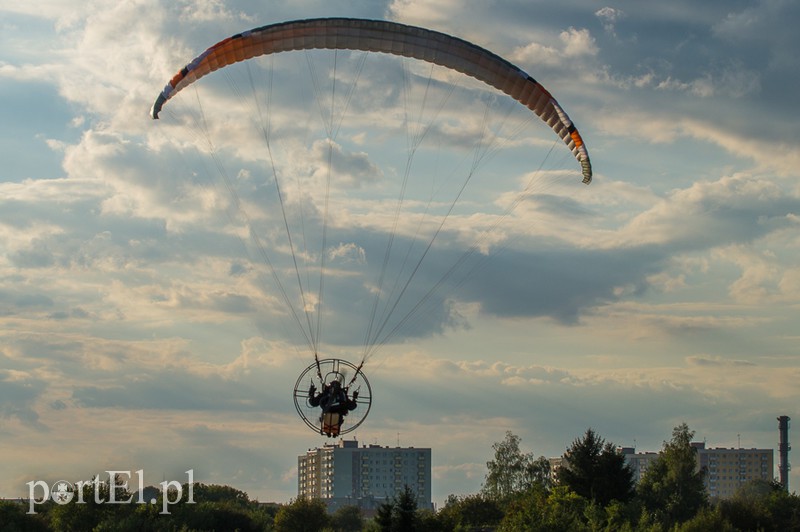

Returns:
310,139,383,187
686,355,756,367
328,242,367,264
713,0,800,70
0,370,47,428
654,70,760,99
388,0,472,29
611,174,800,250
71,371,265,412
595,7,625,37
510,27,598,68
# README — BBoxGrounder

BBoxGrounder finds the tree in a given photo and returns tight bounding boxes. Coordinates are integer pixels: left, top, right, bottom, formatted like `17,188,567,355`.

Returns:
47,474,136,532
719,479,800,531
498,484,590,532
414,507,441,532
497,484,548,532
541,486,589,531
190,483,252,506
274,497,329,532
372,498,394,531
637,423,707,528
675,506,735,532
529,455,553,490
557,428,634,506
369,486,423,531
438,493,504,531
0,500,49,532
482,431,551,501
392,486,419,531
761,487,800,530
168,501,261,532
331,505,364,532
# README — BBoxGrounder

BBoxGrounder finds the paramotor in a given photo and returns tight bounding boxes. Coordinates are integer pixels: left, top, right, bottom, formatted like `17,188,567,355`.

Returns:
150,17,593,436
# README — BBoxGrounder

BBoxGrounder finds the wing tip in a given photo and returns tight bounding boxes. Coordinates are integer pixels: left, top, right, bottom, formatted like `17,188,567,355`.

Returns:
581,159,593,184
150,94,166,120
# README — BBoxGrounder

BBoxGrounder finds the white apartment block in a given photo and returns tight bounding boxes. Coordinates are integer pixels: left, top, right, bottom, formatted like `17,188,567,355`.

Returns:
620,443,774,499
298,439,433,512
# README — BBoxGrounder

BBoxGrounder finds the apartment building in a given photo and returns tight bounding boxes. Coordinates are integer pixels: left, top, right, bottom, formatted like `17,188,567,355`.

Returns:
619,443,773,499
298,439,433,512
695,443,773,499
619,447,661,483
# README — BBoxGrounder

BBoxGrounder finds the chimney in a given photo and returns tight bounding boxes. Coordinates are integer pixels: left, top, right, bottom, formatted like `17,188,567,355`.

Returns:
778,415,791,492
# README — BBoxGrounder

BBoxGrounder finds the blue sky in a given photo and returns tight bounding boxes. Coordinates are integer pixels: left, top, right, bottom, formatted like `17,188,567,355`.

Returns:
1,0,799,506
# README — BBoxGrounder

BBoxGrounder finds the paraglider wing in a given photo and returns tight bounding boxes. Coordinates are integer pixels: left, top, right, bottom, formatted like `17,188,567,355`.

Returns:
150,17,592,183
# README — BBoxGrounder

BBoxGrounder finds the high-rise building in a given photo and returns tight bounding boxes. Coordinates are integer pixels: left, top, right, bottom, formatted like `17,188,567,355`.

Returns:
695,443,774,499
619,447,661,483
298,439,433,513
618,443,774,499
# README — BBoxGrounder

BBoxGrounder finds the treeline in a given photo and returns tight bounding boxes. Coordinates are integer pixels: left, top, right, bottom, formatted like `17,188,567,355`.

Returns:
440,424,800,531
3,423,799,531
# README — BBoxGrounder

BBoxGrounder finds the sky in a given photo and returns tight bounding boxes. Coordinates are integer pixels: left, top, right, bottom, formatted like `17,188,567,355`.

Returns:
1,0,799,507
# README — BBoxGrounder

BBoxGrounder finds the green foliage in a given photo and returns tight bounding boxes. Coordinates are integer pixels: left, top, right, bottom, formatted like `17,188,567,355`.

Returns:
496,485,548,532
558,428,635,506
393,485,419,531
637,423,708,528
601,499,639,531
481,431,552,502
674,506,734,532
0,500,50,532
35,479,273,532
330,505,364,532
47,475,137,532
366,485,448,531
168,501,263,531
190,482,252,505
274,496,329,532
541,486,590,531
29,479,273,532
370,485,421,531
438,493,504,530
414,508,443,532
718,478,800,531
373,498,394,531
498,485,590,531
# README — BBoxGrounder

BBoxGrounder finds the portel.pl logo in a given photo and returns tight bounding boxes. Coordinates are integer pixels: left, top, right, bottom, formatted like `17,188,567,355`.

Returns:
26,469,194,515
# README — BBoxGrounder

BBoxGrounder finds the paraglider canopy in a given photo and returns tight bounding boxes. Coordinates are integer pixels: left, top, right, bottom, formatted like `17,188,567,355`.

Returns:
151,17,592,183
